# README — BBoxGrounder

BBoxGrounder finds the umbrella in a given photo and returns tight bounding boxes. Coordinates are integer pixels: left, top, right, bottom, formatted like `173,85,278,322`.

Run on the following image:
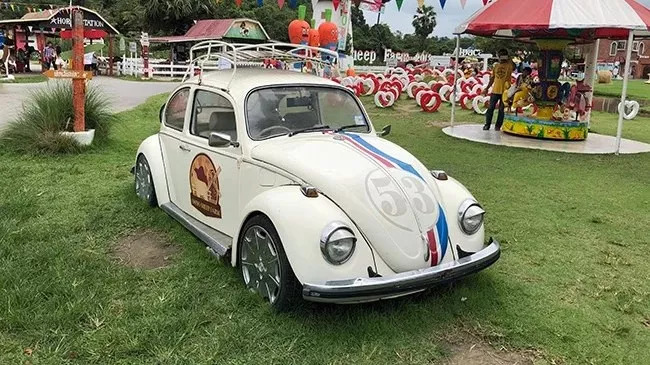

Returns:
59,29,108,40
456,0,650,41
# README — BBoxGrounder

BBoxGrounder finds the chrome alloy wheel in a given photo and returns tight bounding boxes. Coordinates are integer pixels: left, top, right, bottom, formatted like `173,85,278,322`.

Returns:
135,157,153,202
241,225,282,304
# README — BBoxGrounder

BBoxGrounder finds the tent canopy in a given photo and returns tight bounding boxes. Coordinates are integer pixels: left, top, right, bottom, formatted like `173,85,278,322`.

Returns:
455,0,650,41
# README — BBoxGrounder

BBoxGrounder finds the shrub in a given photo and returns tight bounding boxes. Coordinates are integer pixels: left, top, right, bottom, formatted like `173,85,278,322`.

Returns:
1,81,115,154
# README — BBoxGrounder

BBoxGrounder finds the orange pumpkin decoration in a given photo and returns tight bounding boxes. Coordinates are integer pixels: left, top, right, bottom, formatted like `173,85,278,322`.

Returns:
318,9,338,51
288,5,310,45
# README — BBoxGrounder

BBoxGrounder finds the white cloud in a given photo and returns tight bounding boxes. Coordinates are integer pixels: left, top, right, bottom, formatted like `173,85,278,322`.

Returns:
363,0,650,37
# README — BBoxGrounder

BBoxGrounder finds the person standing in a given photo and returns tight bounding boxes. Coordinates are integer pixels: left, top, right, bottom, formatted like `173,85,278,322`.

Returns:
43,42,55,70
483,49,514,131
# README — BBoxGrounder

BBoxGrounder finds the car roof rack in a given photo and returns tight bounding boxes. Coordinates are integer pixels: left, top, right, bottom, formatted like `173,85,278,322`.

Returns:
182,40,341,90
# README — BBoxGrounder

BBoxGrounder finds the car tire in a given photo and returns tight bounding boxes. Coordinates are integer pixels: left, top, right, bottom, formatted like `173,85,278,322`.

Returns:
134,154,157,207
238,215,301,311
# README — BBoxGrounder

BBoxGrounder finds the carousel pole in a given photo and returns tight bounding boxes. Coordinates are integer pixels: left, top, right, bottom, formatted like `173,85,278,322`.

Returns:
584,39,599,129
615,31,634,155
450,34,461,128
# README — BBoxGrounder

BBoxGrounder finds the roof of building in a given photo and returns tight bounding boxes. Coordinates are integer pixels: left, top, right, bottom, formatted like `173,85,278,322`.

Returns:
0,6,119,35
150,18,270,44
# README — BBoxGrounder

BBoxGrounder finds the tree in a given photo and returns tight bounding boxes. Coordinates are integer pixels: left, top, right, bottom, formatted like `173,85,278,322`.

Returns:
412,5,436,40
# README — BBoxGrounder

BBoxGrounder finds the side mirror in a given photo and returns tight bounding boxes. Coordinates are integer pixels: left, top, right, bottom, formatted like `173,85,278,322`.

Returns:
209,132,239,148
159,103,165,124
378,125,392,137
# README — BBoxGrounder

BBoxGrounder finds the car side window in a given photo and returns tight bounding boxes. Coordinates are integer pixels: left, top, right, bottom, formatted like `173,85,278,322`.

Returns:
191,90,237,141
164,88,190,131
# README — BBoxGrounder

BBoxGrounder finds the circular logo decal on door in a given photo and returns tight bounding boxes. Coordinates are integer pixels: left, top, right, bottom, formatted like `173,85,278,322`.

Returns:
189,154,222,218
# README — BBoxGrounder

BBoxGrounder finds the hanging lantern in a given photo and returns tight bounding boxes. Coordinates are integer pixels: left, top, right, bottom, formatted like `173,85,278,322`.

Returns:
288,5,310,45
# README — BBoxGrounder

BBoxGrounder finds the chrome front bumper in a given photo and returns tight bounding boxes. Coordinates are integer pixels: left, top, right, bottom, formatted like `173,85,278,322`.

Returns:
302,239,501,304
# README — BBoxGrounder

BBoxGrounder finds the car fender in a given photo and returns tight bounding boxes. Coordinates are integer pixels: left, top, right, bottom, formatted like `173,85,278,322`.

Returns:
135,134,170,206
231,186,376,285
436,176,486,255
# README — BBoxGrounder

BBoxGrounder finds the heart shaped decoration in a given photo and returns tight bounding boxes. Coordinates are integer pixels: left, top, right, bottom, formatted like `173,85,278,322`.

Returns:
414,74,424,81
461,82,473,94
407,82,422,99
414,87,430,106
346,84,361,97
618,100,640,120
341,77,356,87
361,78,376,96
438,84,454,102
459,93,475,110
379,82,400,101
472,95,491,115
375,90,396,108
480,73,491,85
385,67,397,76
420,91,442,113
389,79,404,94
471,84,485,96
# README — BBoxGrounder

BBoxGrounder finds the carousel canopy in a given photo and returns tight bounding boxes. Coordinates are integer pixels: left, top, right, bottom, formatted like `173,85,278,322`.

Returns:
455,0,650,41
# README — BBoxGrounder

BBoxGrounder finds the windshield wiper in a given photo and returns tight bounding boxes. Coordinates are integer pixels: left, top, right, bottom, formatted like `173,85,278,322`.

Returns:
288,125,331,137
335,124,368,133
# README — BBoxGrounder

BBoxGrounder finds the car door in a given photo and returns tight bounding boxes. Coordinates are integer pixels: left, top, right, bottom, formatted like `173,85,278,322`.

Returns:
182,87,241,237
159,87,195,213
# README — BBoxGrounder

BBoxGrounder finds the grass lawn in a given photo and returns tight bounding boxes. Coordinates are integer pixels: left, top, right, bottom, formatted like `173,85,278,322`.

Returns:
1,75,47,84
1,95,649,364
594,79,650,102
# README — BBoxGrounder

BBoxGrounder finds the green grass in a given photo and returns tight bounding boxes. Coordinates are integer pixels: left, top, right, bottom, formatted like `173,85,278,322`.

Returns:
1,95,649,364
594,79,650,102
0,75,48,84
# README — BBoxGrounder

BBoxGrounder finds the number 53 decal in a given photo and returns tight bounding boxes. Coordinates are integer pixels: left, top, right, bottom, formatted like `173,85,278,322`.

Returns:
365,170,436,231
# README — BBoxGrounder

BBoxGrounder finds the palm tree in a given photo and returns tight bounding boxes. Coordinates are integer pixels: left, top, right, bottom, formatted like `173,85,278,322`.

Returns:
412,5,437,40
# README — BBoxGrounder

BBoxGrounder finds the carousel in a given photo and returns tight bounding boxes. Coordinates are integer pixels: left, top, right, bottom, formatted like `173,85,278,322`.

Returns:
449,0,650,153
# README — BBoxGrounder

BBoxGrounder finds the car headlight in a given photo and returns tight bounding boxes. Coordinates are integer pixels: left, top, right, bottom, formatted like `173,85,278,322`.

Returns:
320,222,356,265
458,199,485,235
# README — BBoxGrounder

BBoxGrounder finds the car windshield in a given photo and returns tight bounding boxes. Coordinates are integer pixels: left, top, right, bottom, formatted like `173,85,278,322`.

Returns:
246,86,370,140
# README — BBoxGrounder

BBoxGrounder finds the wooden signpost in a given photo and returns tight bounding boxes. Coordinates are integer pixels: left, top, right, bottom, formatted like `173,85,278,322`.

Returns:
43,69,93,80
72,9,85,133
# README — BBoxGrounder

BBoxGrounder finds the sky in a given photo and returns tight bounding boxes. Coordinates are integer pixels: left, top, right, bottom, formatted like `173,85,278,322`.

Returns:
363,0,650,38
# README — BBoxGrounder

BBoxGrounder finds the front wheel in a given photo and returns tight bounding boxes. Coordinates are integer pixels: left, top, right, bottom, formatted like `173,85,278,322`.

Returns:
134,154,157,207
238,215,301,311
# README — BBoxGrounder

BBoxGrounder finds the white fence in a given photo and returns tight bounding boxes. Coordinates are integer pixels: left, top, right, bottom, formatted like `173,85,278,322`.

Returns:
113,57,264,79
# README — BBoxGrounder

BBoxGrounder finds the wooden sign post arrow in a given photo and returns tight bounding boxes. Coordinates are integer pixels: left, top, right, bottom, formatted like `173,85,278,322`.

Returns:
42,69,93,80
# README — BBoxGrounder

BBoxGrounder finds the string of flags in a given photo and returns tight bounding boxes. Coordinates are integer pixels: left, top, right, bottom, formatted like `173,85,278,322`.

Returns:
226,0,493,10
0,1,63,13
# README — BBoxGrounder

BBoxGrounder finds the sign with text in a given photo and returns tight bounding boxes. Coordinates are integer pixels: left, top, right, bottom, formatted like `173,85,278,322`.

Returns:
46,9,111,32
43,69,93,80
129,42,137,54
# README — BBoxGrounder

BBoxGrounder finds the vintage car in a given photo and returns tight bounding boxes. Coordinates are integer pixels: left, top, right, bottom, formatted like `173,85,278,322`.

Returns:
133,42,500,310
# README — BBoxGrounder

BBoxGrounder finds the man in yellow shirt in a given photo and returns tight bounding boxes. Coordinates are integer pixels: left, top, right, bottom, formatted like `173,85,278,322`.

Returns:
483,49,514,131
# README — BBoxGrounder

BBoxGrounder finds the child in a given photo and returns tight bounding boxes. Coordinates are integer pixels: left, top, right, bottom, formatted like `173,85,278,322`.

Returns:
511,67,533,111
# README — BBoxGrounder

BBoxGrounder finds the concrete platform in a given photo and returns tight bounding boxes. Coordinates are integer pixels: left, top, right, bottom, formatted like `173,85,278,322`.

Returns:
443,124,650,155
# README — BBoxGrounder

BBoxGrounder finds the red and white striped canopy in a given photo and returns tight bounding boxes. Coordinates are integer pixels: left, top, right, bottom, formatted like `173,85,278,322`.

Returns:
456,0,650,40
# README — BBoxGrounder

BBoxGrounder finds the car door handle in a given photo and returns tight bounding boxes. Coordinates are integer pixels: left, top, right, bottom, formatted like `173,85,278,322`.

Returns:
179,145,191,152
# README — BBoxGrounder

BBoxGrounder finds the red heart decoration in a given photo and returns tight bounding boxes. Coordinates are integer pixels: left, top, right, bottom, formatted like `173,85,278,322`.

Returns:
420,92,442,113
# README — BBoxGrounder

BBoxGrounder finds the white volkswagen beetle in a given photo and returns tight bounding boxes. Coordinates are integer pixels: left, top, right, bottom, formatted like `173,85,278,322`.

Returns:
133,42,500,310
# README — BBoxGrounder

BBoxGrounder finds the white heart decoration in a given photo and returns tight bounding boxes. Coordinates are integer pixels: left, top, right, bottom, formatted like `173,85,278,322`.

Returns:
473,95,491,115
375,91,396,108
618,100,640,120
439,84,453,102
460,94,476,109
480,74,491,85
415,88,431,107
340,77,356,87
471,84,485,95
362,78,376,96
407,82,429,99
414,74,424,81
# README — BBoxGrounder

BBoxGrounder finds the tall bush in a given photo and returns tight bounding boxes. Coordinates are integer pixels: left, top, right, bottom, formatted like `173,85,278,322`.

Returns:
1,81,115,154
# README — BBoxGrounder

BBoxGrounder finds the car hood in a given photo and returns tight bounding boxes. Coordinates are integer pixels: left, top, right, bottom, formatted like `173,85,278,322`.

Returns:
251,132,451,273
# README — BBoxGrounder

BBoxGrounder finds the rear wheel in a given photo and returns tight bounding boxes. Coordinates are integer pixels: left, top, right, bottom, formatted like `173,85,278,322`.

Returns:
238,215,301,311
135,154,157,207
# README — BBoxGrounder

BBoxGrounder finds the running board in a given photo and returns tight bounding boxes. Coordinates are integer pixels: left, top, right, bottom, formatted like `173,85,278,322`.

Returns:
160,203,231,256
